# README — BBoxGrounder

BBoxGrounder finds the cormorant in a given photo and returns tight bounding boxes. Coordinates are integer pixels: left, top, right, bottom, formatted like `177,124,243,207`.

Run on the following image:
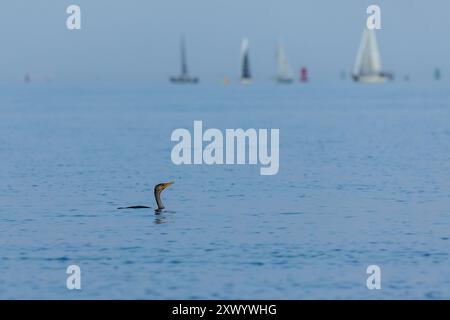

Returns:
117,181,174,213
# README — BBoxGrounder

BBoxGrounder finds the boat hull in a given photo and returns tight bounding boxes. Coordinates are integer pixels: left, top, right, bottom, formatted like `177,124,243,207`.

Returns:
276,78,293,84
170,77,199,84
352,73,393,83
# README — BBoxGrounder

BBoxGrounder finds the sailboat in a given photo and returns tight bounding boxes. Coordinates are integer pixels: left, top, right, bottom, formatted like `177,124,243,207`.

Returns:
24,73,31,84
275,42,293,83
170,36,199,84
240,38,252,84
434,68,441,81
352,28,392,83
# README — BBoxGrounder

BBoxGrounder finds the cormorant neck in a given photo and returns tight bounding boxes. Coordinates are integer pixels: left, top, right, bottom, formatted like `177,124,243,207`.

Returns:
154,190,164,210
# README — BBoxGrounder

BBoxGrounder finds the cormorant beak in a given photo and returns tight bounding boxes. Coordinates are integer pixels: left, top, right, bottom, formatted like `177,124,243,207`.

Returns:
161,181,175,190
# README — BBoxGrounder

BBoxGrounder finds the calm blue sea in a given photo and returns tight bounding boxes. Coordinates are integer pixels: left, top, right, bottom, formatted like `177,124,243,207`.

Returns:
0,82,449,299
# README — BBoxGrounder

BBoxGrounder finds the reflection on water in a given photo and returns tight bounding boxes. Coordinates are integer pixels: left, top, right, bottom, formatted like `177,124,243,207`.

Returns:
154,210,176,224
154,216,167,225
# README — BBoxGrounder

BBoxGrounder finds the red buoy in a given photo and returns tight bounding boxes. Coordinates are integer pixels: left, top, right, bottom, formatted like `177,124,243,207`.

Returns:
300,67,308,82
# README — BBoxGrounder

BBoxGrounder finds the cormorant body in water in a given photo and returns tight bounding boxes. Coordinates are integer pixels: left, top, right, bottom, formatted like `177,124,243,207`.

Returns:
117,181,174,213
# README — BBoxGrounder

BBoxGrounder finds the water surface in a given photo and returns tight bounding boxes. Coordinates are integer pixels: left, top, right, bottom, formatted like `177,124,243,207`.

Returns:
1,83,449,299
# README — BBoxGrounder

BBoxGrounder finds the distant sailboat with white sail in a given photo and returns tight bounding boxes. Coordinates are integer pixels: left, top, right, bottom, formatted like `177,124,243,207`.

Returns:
352,28,392,83
275,42,293,83
240,38,252,84
170,36,199,84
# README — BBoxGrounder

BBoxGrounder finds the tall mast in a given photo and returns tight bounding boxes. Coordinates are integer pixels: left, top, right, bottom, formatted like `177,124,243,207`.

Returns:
180,35,188,77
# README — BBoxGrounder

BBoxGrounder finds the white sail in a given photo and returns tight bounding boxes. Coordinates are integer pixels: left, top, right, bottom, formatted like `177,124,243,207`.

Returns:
240,38,251,84
353,29,388,83
276,42,293,82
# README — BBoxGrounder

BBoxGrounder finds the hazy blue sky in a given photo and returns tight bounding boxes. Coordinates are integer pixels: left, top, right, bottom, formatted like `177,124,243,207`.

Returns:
0,0,448,84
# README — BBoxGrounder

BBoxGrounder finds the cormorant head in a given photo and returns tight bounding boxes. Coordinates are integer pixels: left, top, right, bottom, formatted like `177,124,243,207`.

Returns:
154,181,174,212
154,181,174,194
